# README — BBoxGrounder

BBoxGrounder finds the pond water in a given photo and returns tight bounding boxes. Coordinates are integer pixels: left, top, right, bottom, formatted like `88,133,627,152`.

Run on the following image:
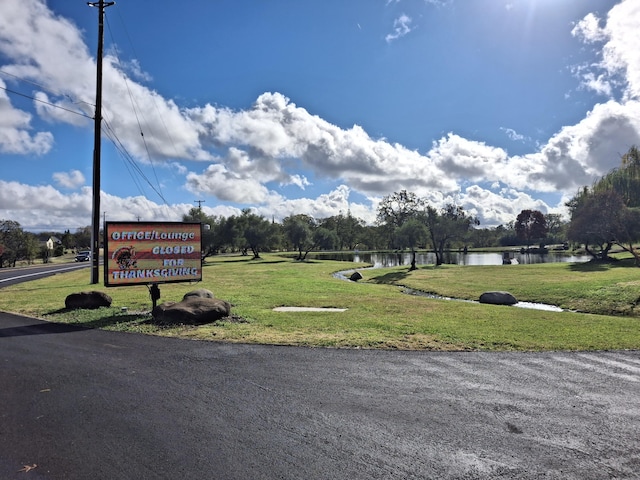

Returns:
311,251,591,267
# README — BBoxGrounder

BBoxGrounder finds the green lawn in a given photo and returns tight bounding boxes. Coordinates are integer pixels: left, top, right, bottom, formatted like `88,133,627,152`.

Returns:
1,253,639,351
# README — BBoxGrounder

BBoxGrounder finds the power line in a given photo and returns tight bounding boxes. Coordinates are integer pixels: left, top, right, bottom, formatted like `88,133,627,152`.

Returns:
0,84,93,120
0,68,95,110
104,14,164,197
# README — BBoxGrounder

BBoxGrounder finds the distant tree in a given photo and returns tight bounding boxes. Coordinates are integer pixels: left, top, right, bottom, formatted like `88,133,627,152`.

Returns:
359,225,387,250
0,220,24,267
595,146,640,207
377,190,426,248
282,214,318,260
20,233,39,265
313,227,339,252
61,229,75,250
566,146,640,265
566,188,615,260
467,226,501,248
377,190,425,228
238,210,279,259
424,204,479,266
319,212,365,250
543,213,566,243
567,188,640,264
395,219,428,270
40,245,51,264
183,207,219,257
74,226,91,251
514,210,548,248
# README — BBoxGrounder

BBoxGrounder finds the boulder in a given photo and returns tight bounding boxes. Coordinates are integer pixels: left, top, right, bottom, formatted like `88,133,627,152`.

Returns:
182,288,215,300
65,291,112,310
349,271,363,282
152,296,231,324
479,291,517,306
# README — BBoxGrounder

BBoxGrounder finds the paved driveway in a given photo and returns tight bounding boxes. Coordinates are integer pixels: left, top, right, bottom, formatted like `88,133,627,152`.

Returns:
1,312,639,479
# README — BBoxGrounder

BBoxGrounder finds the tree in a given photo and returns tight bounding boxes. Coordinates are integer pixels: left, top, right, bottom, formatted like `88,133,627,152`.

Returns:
0,220,24,267
514,210,548,248
566,146,640,265
238,210,280,259
282,214,317,260
376,190,426,249
566,188,617,259
313,227,339,252
183,207,220,257
596,146,640,207
61,229,75,250
74,226,91,251
395,219,428,270
568,188,640,265
319,212,365,250
19,233,40,265
424,204,478,266
544,213,566,243
376,190,425,228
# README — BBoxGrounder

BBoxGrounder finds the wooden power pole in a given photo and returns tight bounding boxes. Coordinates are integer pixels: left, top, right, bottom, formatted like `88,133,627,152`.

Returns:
88,0,114,284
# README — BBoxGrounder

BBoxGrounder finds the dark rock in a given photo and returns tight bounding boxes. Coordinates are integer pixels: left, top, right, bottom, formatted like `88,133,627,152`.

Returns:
479,291,517,306
152,297,231,324
65,291,112,310
349,271,363,282
182,288,215,300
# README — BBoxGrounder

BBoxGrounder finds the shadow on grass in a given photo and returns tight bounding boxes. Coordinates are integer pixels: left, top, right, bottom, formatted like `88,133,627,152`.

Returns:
367,270,410,284
568,257,636,272
43,307,151,330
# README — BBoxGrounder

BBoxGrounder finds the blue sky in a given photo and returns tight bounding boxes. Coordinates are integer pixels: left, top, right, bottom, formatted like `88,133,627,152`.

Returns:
1,0,638,231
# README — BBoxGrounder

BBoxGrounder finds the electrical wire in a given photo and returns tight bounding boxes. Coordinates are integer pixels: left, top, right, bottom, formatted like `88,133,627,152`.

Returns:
0,83,92,120
105,13,166,203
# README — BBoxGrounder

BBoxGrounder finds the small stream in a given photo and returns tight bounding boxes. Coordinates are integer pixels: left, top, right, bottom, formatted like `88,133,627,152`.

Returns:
333,268,565,312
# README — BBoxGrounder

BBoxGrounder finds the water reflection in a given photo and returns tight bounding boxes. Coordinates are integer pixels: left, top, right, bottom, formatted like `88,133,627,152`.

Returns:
312,251,591,267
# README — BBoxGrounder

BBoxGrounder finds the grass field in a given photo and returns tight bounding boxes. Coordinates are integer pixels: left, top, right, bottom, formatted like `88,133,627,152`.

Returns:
1,253,639,351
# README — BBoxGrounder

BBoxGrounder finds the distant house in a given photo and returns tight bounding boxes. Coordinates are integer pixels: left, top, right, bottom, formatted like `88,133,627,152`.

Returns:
45,236,62,251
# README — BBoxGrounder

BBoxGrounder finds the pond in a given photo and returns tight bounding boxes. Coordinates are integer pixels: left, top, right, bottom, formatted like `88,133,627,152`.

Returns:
310,251,592,267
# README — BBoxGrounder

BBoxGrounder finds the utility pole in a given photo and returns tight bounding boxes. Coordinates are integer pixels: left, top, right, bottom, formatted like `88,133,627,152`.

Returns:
88,0,115,284
194,200,206,211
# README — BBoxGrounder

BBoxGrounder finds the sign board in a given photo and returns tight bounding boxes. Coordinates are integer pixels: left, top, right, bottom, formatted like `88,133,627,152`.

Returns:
104,222,202,287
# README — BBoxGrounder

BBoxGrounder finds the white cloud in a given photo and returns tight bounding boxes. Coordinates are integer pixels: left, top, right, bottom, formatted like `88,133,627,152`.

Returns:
428,133,509,181
571,13,607,44
53,170,85,189
0,78,54,154
500,127,527,142
2,0,640,232
385,14,413,43
186,163,271,204
461,185,554,227
572,1,640,101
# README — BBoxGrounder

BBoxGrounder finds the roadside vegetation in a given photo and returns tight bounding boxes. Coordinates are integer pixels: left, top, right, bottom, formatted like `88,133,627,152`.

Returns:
1,253,639,352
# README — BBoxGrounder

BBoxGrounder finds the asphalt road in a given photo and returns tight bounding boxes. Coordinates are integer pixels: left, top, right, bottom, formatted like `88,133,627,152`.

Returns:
1,311,639,479
0,262,90,288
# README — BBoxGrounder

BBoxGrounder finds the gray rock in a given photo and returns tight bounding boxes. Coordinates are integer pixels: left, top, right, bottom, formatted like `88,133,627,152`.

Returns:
182,288,215,300
65,291,112,310
479,291,517,306
152,297,231,324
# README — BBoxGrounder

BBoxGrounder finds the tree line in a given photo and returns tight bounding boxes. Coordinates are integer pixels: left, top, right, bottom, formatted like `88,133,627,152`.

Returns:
0,223,91,268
